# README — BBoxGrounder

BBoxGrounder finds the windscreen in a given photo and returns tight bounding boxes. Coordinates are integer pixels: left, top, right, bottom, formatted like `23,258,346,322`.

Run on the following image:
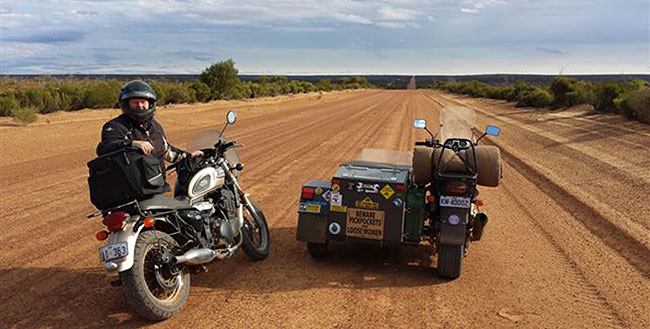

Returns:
439,106,476,142
185,129,241,177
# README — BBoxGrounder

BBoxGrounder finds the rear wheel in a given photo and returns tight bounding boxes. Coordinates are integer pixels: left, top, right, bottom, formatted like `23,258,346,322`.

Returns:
307,242,328,259
437,243,464,279
241,199,270,261
120,230,190,321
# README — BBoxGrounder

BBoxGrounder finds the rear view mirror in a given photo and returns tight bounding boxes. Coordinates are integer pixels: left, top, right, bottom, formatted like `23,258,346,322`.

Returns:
485,125,500,136
227,110,237,125
413,119,427,129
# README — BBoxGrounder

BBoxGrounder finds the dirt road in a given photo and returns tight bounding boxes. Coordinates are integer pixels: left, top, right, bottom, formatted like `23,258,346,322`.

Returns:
1,90,648,328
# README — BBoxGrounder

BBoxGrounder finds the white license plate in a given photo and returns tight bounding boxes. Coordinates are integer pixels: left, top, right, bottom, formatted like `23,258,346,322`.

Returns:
439,195,471,209
99,242,128,262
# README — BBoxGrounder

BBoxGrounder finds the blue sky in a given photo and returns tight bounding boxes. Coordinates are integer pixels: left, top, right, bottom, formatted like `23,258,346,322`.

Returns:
1,0,648,74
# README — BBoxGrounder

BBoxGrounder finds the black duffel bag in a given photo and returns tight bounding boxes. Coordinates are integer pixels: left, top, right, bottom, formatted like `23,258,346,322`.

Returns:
87,147,165,210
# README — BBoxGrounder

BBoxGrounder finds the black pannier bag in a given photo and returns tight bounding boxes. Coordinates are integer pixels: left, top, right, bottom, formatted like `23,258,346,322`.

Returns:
87,147,165,210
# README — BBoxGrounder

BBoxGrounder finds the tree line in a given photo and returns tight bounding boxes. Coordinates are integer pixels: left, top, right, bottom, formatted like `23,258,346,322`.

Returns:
0,59,374,123
433,77,650,124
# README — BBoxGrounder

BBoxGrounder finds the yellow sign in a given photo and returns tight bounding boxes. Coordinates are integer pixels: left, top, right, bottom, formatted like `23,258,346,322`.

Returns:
332,184,340,192
380,185,395,200
346,208,385,240
305,204,321,213
330,205,348,212
354,196,379,209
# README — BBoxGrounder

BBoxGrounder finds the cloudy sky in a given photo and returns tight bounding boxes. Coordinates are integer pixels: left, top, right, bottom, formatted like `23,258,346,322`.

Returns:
1,0,648,74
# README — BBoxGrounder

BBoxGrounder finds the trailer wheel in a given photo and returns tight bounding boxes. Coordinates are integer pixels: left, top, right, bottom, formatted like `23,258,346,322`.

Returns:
307,242,328,259
437,243,463,279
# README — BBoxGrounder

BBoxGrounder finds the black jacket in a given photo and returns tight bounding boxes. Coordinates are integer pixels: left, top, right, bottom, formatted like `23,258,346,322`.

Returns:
97,114,185,182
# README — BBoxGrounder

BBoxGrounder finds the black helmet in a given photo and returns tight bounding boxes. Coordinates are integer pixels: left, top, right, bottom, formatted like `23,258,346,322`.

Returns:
118,80,157,123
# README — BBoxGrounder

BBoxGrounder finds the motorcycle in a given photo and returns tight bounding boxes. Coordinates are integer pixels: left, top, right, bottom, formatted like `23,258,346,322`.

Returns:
88,110,270,320
296,107,501,279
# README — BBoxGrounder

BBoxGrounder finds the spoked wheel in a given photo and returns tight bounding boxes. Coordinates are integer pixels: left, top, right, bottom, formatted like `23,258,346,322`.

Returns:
120,230,190,321
241,199,270,260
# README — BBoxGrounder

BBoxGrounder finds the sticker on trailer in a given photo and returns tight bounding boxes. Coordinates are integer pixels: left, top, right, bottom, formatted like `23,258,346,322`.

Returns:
393,198,403,207
380,185,395,199
299,202,323,213
321,190,332,202
330,205,348,212
315,187,323,195
332,184,340,192
356,182,380,194
330,191,342,206
354,196,379,209
346,208,385,240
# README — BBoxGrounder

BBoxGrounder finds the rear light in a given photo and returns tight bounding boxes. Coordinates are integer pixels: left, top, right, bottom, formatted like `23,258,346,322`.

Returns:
331,179,340,185
396,185,406,191
427,195,436,203
95,231,109,241
102,211,129,232
444,181,469,196
301,187,315,200
475,199,484,207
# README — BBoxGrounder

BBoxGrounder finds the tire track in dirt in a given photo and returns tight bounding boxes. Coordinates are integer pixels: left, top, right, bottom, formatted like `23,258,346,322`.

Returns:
424,91,650,328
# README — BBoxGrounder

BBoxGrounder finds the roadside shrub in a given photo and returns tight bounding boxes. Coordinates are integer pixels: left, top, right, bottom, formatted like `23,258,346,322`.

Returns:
515,87,553,107
550,77,596,107
190,82,211,102
0,94,20,116
617,88,650,123
13,107,38,124
200,59,240,99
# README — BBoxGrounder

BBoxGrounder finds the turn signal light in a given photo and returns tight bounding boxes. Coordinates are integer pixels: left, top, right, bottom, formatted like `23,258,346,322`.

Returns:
396,185,406,190
95,231,109,241
475,199,484,207
427,195,436,203
102,211,129,232
143,217,155,228
301,187,315,200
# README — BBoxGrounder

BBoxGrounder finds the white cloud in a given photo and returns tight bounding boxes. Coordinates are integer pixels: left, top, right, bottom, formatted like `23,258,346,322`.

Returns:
377,5,419,21
461,8,479,13
332,13,373,25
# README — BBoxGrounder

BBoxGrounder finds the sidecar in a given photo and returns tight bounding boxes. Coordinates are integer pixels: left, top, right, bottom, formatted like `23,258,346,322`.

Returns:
296,149,428,257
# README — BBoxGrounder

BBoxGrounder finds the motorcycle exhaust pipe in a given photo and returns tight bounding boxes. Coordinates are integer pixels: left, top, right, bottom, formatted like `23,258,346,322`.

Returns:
471,212,488,241
174,248,217,265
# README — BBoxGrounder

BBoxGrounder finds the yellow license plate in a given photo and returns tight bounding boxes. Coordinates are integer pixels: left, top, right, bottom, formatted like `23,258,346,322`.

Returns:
346,208,385,240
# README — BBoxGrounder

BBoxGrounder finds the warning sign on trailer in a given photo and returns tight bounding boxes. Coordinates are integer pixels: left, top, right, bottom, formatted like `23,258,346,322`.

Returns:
346,208,385,240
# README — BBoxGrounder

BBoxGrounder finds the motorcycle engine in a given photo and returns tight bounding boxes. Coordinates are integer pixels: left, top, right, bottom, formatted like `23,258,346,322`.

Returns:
208,188,239,246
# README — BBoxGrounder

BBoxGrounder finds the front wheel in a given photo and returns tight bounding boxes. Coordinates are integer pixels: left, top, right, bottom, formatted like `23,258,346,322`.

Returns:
120,230,190,321
437,243,464,279
241,199,270,260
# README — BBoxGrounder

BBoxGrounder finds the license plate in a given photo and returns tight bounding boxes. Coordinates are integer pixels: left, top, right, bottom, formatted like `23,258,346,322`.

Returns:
99,242,128,262
346,208,385,240
439,195,471,209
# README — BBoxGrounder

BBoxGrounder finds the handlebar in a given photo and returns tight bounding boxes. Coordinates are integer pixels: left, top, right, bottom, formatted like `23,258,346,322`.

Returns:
415,140,437,147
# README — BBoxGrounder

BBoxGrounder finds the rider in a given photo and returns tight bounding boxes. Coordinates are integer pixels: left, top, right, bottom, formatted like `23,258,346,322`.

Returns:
97,80,202,190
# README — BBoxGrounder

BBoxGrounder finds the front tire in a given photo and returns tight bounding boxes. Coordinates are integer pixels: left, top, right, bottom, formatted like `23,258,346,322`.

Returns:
120,230,190,321
437,243,464,279
241,199,270,261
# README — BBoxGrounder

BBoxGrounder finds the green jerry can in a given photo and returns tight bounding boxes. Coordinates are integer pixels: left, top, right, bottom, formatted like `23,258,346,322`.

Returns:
403,184,426,243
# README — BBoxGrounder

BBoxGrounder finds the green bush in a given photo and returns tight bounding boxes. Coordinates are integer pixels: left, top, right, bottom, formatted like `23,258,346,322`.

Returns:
0,94,20,116
617,88,650,123
13,107,38,124
190,82,211,102
200,59,240,99
550,77,597,107
516,87,553,107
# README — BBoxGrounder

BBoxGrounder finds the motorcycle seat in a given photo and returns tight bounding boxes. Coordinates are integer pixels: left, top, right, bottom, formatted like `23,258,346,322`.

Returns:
138,194,192,211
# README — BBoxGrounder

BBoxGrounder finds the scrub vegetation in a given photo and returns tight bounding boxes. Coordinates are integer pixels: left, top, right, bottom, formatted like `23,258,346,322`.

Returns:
0,58,374,123
434,77,650,124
